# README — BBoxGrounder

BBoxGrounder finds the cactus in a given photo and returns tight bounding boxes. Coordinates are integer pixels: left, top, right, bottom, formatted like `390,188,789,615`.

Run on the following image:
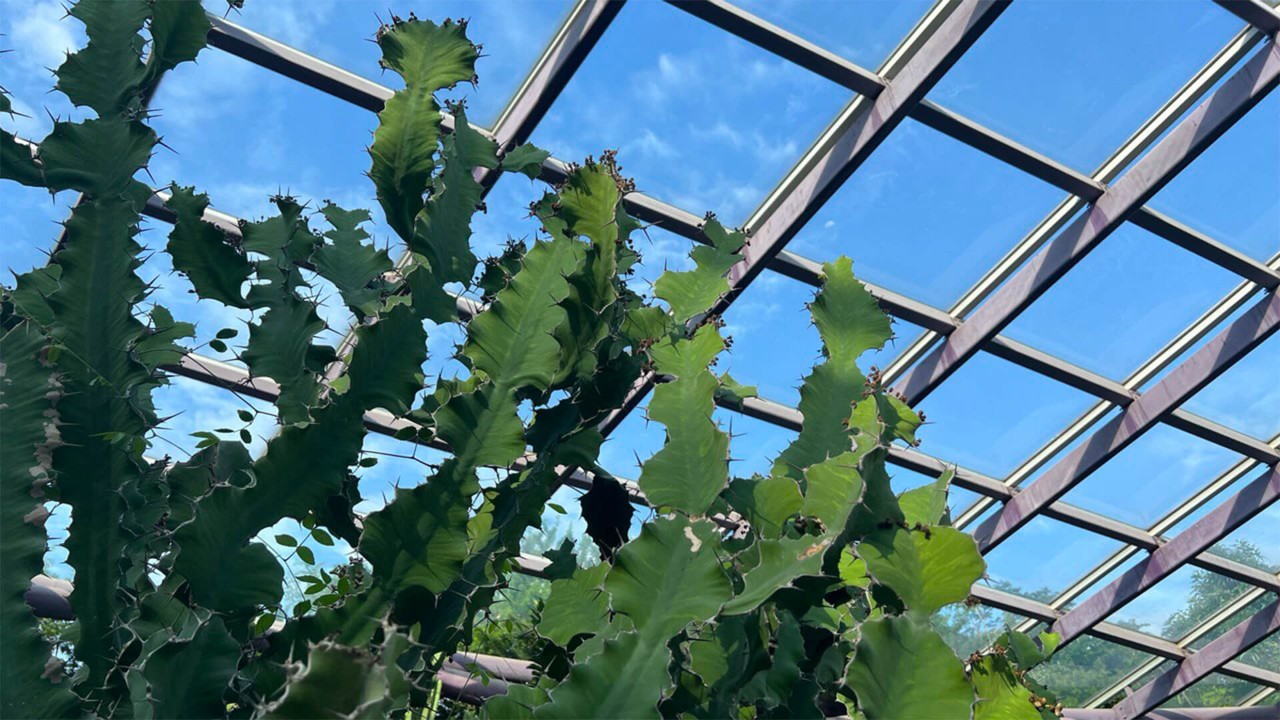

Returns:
0,3,1063,718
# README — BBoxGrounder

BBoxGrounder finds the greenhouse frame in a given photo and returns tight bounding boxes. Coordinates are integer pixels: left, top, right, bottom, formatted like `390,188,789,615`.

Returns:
7,0,1280,717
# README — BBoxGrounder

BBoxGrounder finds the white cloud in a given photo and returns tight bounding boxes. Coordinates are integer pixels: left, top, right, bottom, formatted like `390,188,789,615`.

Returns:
5,0,79,73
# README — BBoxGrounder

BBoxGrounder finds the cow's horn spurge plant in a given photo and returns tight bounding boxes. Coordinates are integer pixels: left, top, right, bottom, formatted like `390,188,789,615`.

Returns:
0,1,1064,718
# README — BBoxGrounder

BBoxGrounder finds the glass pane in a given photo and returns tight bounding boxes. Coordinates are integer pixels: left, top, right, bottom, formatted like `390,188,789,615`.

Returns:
1162,673,1269,708
354,434,451,514
1237,635,1278,675
718,269,925,408
1149,90,1280,261
1211,502,1280,573
1186,592,1275,651
912,351,1097,477
1089,658,1171,709
598,395,669,480
1002,223,1241,381
930,0,1242,171
982,516,1126,600
199,0,573,126
1108,564,1251,641
1060,423,1244,528
528,0,851,225
1030,636,1155,707
1183,332,1280,442
730,0,934,70
790,118,1064,308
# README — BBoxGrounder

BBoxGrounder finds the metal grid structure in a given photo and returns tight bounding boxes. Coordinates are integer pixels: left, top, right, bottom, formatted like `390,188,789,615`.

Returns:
28,0,1279,715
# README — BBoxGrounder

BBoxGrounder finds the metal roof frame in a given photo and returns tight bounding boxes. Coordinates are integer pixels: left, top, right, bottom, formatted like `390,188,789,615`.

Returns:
28,0,1279,709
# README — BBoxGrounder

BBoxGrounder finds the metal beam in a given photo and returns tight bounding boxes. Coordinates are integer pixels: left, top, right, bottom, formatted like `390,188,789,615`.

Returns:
882,25,1266,387
972,292,1280,553
724,394,1280,594
1113,599,1280,719
1083,584,1275,709
967,584,1280,688
1051,468,1280,646
183,15,1277,473
1013,434,1280,638
894,40,1280,403
667,1,1277,288
953,252,1280,532
1215,0,1280,36
486,0,624,150
1066,709,1280,720
717,0,1010,315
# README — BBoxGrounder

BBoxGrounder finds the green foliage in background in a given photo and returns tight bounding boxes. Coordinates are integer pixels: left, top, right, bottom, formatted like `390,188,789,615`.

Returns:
1,2,1064,718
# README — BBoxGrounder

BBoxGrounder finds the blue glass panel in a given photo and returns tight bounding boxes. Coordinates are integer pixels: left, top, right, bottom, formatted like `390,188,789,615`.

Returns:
529,1,850,225
912,351,1096,478
1003,223,1240,380
1060,423,1243,528
730,0,934,70
982,516,1125,599
1183,332,1280,442
1107,564,1250,641
1148,77,1280,262
932,0,1240,171
199,0,573,126
791,119,1063,308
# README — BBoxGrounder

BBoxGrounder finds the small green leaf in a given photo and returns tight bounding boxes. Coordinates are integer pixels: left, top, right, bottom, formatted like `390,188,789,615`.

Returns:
254,613,276,634
239,429,252,444
209,339,227,353
312,528,334,546
237,409,254,423
293,600,312,616
297,546,316,565
216,327,239,339
274,534,298,547
548,503,567,515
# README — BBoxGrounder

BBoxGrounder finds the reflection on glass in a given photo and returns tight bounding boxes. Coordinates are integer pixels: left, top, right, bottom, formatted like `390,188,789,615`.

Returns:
930,0,1239,170
1029,636,1154,707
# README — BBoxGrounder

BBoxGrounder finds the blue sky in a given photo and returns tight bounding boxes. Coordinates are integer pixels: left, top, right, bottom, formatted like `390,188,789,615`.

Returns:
3,0,1278,682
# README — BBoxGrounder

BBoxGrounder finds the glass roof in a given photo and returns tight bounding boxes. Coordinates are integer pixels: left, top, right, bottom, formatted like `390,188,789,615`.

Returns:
3,0,1277,710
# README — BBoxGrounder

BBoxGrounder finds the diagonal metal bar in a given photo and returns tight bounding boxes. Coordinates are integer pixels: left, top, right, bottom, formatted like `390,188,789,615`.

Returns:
1051,467,1280,646
953,251,1280,531
1113,599,1280,719
1013,433,1280,640
968,584,1280,688
592,0,1010,439
894,40,1280,404
190,13,1277,466
1083,584,1276,709
719,0,1009,313
1215,0,1280,36
882,25,1267,387
486,0,624,150
1066,709,1280,720
971,291,1280,553
668,0,1280,289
